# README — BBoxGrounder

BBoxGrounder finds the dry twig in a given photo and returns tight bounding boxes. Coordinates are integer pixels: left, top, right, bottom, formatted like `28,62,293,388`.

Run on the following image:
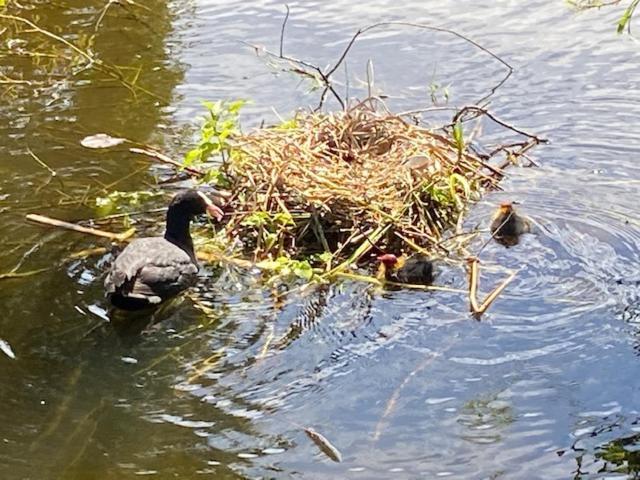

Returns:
26,213,135,242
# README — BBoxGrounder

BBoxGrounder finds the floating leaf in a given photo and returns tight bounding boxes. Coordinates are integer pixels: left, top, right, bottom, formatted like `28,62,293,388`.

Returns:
0,338,16,360
304,427,342,463
81,133,126,149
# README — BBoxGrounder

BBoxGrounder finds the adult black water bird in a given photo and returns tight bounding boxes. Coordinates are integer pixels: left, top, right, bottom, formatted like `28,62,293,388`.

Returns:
105,190,224,310
377,253,434,285
490,201,531,246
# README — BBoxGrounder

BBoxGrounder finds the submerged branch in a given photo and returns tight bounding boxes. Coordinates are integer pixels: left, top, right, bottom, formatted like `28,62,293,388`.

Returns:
0,267,50,281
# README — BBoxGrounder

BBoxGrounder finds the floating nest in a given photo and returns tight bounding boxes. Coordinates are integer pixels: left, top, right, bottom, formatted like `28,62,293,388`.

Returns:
216,103,504,272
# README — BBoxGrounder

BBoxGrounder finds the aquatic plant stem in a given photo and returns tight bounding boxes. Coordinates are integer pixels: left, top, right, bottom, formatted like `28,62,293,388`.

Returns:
476,269,517,316
279,4,290,57
468,256,481,314
467,256,517,318
26,146,56,177
321,21,513,109
453,106,548,144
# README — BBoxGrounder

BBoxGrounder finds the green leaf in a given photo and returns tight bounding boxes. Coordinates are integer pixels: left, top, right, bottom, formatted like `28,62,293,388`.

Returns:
449,173,471,199
452,121,464,156
202,168,230,188
275,118,298,130
255,259,280,271
228,99,247,114
241,211,270,227
318,252,333,263
184,148,201,166
273,211,295,226
264,232,278,251
293,261,314,280
618,0,639,34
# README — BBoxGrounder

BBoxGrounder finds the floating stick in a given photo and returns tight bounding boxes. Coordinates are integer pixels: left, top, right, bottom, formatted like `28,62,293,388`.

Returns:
26,214,135,242
304,427,342,463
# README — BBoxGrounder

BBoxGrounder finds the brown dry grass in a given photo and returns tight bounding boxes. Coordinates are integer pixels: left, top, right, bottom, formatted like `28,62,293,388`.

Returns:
219,103,501,268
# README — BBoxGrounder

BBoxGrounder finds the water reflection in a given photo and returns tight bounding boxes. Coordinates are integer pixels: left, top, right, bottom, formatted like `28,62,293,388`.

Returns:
0,1,189,479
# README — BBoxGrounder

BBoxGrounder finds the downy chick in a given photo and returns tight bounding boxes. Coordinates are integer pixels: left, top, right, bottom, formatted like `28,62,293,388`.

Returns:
490,201,531,246
377,253,434,285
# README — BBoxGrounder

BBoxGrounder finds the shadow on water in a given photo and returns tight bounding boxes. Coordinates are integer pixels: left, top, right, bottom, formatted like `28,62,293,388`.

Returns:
3,0,640,479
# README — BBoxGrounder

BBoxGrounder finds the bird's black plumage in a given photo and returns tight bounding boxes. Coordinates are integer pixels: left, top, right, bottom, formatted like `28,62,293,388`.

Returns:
378,253,434,285
393,255,434,285
490,202,531,247
105,190,223,310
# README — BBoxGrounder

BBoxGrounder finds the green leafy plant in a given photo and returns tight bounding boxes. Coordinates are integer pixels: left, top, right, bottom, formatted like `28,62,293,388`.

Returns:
242,211,294,229
242,210,295,252
618,0,640,33
256,256,315,281
184,99,245,167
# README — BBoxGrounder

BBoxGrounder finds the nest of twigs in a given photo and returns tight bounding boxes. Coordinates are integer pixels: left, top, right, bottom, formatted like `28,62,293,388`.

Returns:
222,103,501,269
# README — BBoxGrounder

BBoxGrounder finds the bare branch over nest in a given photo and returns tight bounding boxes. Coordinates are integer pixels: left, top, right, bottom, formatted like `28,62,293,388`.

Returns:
251,14,514,111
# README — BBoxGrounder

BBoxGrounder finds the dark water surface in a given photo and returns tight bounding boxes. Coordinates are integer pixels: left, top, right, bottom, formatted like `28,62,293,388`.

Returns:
2,1,640,479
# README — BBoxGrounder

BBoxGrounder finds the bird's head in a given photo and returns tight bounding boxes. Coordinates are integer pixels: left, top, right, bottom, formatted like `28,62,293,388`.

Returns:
170,189,225,221
498,201,514,213
377,253,399,268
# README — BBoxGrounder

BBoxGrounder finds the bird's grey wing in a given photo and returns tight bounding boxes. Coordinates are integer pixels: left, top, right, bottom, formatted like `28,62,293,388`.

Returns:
104,238,195,297
130,260,198,301
104,241,147,294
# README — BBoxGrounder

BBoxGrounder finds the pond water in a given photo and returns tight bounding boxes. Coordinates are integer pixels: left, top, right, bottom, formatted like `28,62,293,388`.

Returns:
2,1,640,478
